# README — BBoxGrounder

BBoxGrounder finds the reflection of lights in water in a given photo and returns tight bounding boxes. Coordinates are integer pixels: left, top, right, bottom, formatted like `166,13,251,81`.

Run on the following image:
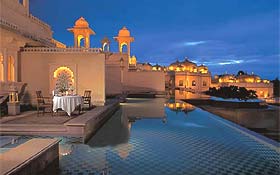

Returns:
165,101,195,112
59,144,73,156
114,143,133,160
11,138,18,144
128,122,132,130
184,123,205,128
162,117,167,123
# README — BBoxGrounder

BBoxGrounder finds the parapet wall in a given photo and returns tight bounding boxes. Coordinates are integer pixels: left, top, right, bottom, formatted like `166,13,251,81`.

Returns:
124,71,165,92
19,51,106,106
0,0,53,46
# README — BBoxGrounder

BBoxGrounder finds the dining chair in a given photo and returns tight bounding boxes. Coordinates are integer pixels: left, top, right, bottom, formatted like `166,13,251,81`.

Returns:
82,90,92,110
36,91,53,116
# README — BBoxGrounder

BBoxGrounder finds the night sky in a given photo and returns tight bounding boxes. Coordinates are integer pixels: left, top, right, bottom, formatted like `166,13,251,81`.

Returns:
30,0,279,80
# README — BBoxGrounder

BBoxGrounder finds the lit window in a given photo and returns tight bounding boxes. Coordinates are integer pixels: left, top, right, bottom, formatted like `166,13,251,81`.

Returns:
203,81,207,86
179,80,184,86
0,55,3,81
192,80,196,86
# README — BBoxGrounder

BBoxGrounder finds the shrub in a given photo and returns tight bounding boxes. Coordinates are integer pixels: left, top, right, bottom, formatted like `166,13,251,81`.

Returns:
206,86,257,101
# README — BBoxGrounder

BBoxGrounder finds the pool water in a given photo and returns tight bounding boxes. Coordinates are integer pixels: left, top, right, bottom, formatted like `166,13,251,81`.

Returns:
59,98,279,175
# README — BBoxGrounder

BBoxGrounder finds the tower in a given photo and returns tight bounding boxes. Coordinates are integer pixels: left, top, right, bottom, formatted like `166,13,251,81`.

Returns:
114,26,134,58
101,37,110,52
68,17,95,48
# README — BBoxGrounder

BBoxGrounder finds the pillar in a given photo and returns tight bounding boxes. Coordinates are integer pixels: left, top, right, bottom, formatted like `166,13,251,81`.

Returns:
3,49,8,82
23,0,29,14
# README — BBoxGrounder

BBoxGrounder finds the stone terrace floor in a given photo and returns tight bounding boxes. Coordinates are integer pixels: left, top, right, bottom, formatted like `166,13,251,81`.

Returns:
0,110,83,125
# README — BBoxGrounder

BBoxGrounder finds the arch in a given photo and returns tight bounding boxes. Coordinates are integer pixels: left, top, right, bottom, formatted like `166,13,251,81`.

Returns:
77,34,85,48
192,80,196,86
7,56,15,81
53,66,75,93
120,42,128,53
102,43,109,52
0,54,3,81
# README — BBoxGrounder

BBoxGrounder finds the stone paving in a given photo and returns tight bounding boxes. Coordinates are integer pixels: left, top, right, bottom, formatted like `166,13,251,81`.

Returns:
0,110,82,125
3,113,73,125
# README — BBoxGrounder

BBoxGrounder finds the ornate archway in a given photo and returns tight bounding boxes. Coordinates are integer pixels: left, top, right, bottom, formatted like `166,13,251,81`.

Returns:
120,42,128,53
53,66,75,93
77,34,85,47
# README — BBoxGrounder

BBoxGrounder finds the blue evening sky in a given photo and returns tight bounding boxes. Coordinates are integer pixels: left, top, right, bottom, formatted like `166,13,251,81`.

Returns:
30,0,279,80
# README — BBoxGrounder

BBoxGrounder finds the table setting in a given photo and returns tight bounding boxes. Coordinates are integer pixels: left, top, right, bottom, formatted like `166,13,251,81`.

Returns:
52,87,83,116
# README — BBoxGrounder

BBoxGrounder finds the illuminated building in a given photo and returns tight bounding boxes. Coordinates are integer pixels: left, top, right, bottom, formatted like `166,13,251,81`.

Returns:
166,58,211,92
212,72,273,98
0,0,165,106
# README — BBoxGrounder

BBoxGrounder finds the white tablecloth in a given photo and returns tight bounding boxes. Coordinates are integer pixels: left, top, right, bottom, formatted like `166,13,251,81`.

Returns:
53,96,83,116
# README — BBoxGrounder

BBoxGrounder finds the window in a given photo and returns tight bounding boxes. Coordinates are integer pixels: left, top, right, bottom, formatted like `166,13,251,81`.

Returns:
203,81,207,86
179,80,184,86
192,80,196,86
8,56,15,81
0,54,3,81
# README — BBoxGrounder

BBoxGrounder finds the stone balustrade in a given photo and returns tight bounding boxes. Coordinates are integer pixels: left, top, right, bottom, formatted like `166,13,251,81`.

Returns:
28,14,51,29
21,47,102,53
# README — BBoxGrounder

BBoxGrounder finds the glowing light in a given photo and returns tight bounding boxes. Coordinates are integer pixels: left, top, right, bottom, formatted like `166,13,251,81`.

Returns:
8,56,15,81
169,66,174,71
54,66,74,83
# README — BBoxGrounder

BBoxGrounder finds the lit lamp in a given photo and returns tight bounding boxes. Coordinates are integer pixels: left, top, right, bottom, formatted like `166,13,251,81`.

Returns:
8,90,19,103
8,90,20,116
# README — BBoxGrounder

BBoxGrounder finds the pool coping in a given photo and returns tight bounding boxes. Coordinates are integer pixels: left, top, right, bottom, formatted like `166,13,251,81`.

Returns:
202,108,280,152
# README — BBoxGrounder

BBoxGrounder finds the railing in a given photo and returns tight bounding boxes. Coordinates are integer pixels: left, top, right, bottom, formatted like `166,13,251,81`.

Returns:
28,14,51,29
21,47,102,53
0,18,55,47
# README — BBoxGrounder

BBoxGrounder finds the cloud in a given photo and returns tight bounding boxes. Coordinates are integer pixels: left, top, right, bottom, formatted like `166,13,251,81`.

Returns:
190,57,258,66
183,41,207,46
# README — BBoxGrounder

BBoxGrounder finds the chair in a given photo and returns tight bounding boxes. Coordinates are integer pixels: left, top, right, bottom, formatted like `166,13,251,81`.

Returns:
0,95,9,117
82,90,91,110
36,91,53,116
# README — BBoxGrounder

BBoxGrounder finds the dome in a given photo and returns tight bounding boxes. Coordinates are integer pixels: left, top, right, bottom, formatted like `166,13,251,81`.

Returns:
131,55,137,60
152,64,163,71
101,37,110,44
198,64,207,68
130,55,137,65
181,60,196,67
198,64,208,73
237,74,261,83
168,59,199,72
74,17,89,27
118,26,131,37
169,60,180,67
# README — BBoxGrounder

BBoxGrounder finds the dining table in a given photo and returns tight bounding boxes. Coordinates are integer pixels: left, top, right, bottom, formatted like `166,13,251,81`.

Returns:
53,95,83,116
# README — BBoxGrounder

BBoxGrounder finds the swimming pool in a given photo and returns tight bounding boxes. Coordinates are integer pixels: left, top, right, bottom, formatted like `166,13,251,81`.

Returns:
58,98,279,175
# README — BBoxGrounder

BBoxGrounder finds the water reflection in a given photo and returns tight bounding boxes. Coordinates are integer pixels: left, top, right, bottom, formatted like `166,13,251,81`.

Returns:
165,100,195,113
122,98,166,119
87,109,130,147
58,97,279,175
59,144,73,156
88,98,166,149
113,143,134,160
167,89,210,100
